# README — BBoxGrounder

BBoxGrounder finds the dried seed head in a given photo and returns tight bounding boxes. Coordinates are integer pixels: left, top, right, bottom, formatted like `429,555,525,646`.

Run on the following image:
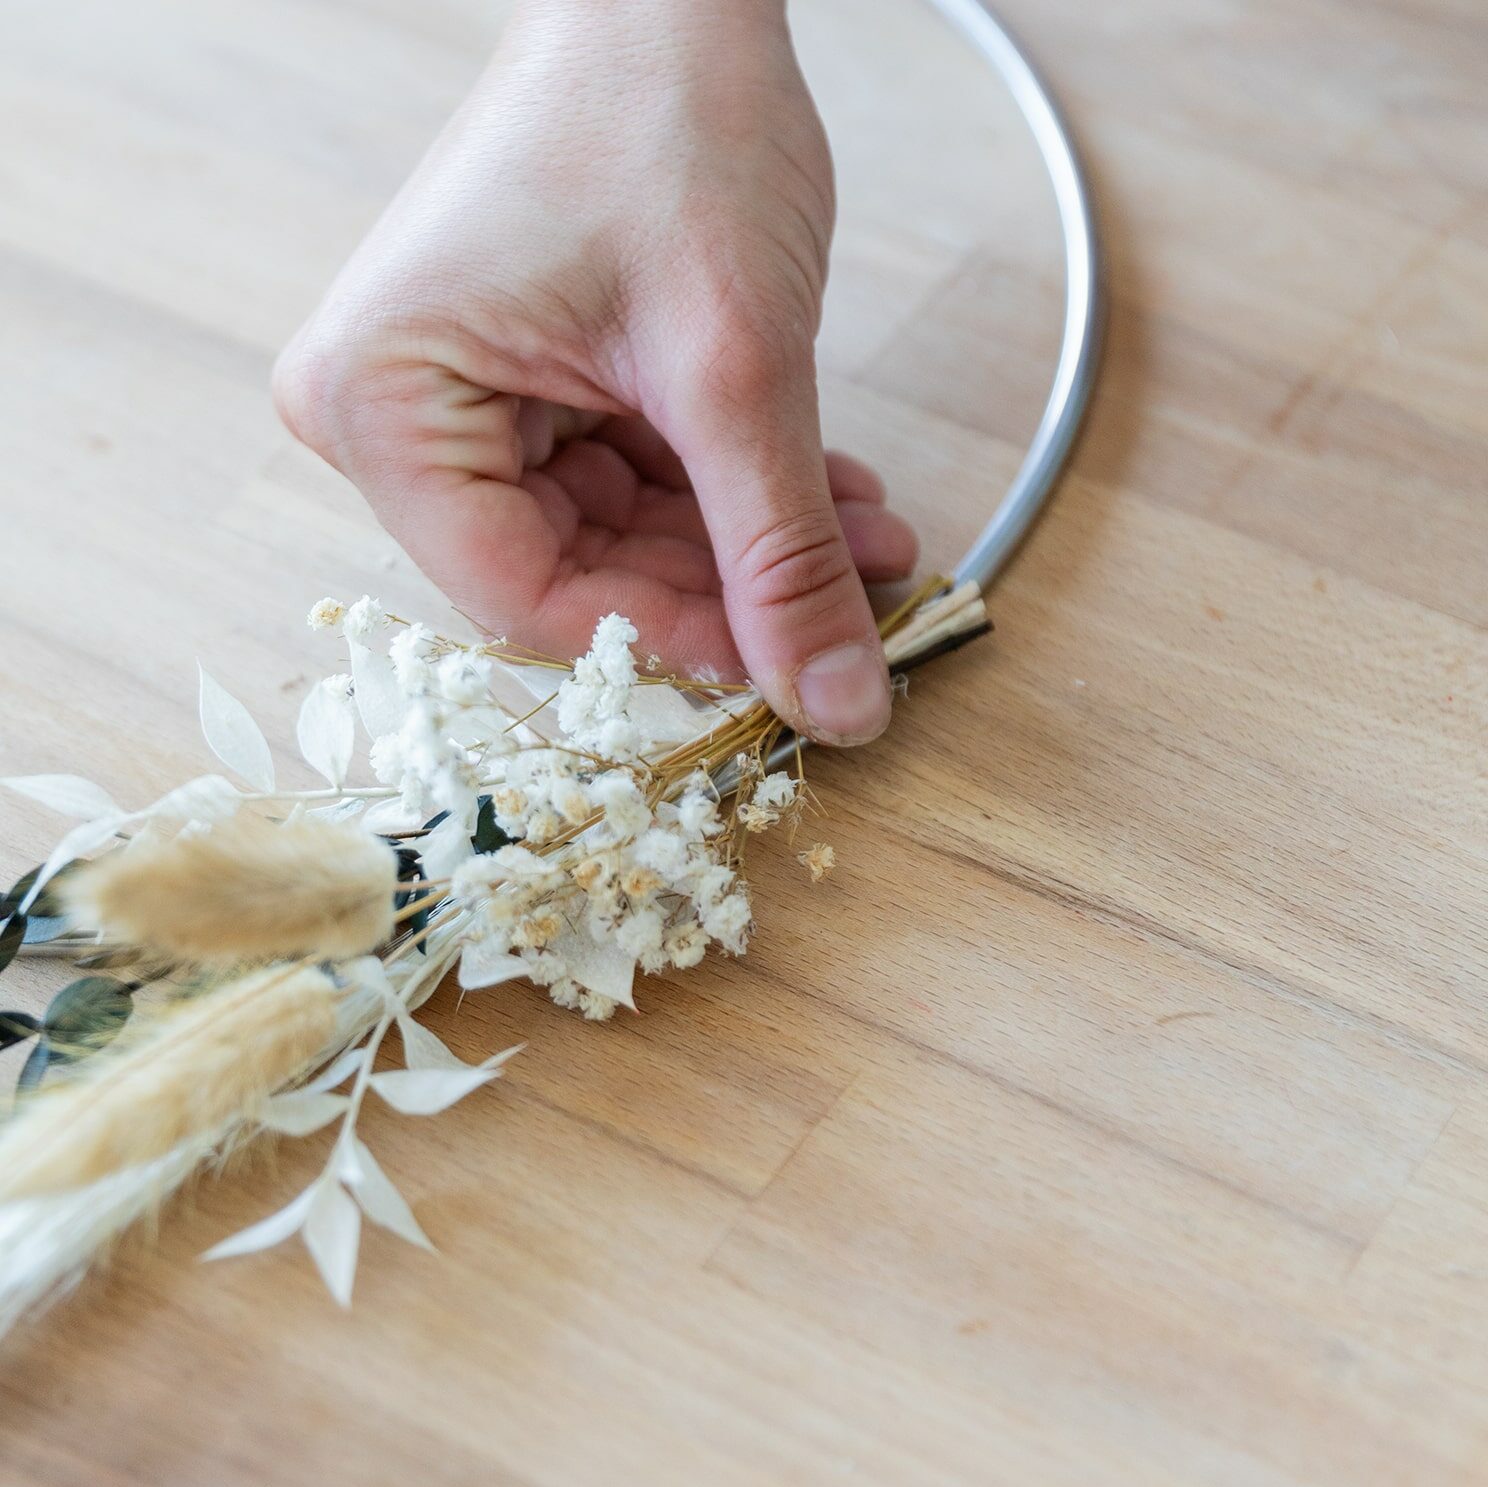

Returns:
61,815,399,964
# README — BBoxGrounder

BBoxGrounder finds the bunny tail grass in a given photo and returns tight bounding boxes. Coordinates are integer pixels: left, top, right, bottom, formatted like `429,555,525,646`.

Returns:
0,965,340,1202
61,814,399,963
0,965,350,1334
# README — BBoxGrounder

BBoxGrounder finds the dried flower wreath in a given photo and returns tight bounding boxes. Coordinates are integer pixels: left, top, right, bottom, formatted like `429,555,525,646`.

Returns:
0,578,987,1331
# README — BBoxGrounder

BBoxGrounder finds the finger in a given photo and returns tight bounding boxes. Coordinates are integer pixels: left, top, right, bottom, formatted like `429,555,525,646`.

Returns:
823,449,887,506
661,338,893,746
591,415,691,489
834,501,919,582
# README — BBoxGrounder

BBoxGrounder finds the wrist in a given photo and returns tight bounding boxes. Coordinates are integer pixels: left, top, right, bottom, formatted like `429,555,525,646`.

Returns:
511,0,788,41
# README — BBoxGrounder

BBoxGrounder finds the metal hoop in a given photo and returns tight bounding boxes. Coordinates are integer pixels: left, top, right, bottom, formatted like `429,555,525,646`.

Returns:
928,0,1104,592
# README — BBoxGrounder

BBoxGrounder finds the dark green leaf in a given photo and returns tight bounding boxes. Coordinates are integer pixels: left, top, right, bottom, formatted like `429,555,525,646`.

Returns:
2,861,78,921
0,1011,39,1051
43,976,133,1063
0,915,23,975
472,795,510,854
17,1037,50,1093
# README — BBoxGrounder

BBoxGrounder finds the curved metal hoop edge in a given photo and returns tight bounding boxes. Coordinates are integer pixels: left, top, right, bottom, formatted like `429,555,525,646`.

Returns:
929,0,1105,593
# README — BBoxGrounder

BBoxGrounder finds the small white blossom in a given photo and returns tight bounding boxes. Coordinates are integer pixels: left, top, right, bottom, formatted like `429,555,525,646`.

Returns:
435,652,491,707
591,772,650,842
633,827,689,881
307,597,345,631
368,733,403,786
753,773,797,810
798,842,836,883
701,892,751,954
389,624,435,692
616,906,665,959
342,595,388,644
320,673,353,702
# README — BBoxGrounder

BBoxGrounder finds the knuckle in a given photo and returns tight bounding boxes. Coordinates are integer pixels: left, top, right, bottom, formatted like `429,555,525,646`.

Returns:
271,336,355,454
694,315,807,410
737,511,856,617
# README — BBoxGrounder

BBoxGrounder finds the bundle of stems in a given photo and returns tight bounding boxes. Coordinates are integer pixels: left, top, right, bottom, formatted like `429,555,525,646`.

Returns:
0,574,988,1328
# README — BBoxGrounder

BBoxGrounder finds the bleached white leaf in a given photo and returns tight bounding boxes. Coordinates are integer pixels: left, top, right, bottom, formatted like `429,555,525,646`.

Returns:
296,683,355,788
554,926,636,1009
145,774,240,826
626,683,705,745
20,813,128,912
348,640,407,739
303,1046,367,1095
307,797,365,823
0,774,119,820
396,1015,468,1072
419,812,475,880
458,937,529,991
340,1138,434,1252
197,665,275,793
359,797,423,834
370,1066,495,1116
202,1181,319,1261
262,1090,349,1137
302,1179,361,1307
342,954,397,1006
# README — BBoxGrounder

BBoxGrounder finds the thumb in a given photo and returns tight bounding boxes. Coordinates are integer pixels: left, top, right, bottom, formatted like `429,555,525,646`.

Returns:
666,336,892,746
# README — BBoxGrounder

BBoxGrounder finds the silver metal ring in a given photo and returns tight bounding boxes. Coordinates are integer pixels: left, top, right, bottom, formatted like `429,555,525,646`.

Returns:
764,6,1101,770
929,0,1104,592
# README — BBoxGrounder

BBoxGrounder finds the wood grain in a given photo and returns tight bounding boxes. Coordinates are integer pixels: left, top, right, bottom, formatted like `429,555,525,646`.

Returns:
1,0,1486,1481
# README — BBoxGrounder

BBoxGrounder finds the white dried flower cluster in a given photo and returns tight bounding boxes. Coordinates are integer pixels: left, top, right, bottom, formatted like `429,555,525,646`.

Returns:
300,605,795,1020
556,613,645,761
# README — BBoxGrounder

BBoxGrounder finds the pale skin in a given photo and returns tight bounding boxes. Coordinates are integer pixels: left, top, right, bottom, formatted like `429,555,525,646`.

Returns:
273,0,918,745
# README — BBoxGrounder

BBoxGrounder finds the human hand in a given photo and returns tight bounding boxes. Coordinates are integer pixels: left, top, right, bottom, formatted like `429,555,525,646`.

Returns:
273,0,917,744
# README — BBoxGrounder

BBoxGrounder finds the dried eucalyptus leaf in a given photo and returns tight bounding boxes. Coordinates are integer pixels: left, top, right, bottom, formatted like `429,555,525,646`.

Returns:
0,916,23,976
4,862,77,920
20,915,71,945
471,795,510,854
0,1011,39,1051
43,976,133,1061
16,1037,50,1093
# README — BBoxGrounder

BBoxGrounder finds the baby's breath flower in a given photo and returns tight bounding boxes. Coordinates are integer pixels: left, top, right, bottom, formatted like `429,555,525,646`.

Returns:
549,979,582,1010
798,843,836,883
753,772,797,810
368,733,403,786
633,827,689,880
342,595,388,644
579,992,618,1022
320,673,353,702
701,892,751,955
435,651,491,706
591,771,650,841
616,906,665,959
390,624,435,691
307,597,345,631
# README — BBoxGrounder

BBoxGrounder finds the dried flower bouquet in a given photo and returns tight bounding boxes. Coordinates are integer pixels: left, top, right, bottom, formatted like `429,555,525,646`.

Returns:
0,578,987,1330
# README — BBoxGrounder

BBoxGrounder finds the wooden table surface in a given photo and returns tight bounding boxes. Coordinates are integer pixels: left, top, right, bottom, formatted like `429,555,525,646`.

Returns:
1,0,1485,1482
